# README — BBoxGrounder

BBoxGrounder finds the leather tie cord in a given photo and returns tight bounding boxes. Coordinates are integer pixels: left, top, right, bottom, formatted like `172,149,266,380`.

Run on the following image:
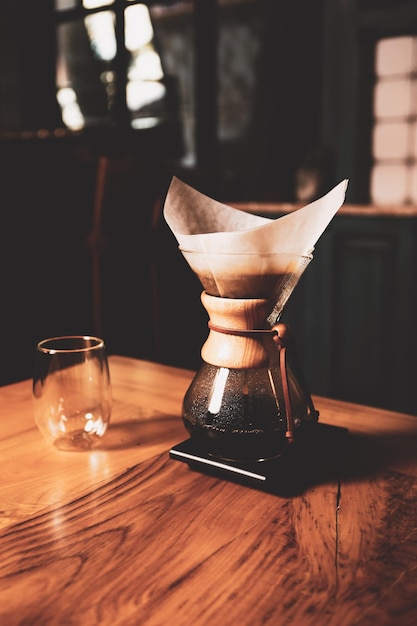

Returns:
273,327,320,424
207,322,275,336
278,342,294,442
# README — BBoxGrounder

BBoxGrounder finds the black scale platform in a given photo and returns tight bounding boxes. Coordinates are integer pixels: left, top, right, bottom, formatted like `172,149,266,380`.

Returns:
170,423,349,496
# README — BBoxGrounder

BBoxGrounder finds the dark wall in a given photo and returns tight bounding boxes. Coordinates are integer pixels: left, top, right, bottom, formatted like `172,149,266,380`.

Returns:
0,132,206,386
0,137,94,385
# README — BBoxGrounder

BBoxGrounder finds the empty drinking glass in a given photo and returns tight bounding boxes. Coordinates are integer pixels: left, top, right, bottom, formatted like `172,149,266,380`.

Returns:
33,335,112,451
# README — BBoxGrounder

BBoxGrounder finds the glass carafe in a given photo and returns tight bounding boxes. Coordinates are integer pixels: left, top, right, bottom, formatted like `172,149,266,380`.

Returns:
179,250,317,462
182,292,318,462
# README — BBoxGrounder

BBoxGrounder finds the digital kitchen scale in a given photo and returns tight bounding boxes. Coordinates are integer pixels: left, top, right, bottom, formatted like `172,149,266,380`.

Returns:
170,422,349,496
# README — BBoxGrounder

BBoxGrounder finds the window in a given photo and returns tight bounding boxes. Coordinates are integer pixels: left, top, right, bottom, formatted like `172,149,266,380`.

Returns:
371,36,417,204
54,0,263,172
55,0,170,132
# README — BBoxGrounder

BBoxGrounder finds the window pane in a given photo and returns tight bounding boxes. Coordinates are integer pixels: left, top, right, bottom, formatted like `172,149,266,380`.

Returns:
373,121,409,159
85,11,116,61
126,4,155,51
375,36,414,76
125,4,167,129
374,78,413,118
371,164,408,204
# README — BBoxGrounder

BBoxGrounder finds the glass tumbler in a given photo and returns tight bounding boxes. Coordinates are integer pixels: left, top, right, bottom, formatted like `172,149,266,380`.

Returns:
33,336,112,451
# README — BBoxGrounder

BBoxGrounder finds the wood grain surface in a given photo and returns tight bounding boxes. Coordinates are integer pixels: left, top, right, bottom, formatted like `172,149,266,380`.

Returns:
1,356,417,625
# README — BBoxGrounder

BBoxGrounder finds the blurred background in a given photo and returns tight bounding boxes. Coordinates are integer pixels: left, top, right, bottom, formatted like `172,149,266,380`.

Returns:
0,0,416,414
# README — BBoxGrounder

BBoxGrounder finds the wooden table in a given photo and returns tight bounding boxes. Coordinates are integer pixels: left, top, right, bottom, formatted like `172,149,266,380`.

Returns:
1,356,417,625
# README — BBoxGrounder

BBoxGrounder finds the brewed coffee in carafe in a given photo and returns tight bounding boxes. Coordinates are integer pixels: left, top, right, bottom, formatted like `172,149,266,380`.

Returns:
179,251,319,462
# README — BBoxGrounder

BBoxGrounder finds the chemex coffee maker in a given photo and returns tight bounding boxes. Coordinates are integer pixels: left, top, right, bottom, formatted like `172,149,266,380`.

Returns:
165,177,349,489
